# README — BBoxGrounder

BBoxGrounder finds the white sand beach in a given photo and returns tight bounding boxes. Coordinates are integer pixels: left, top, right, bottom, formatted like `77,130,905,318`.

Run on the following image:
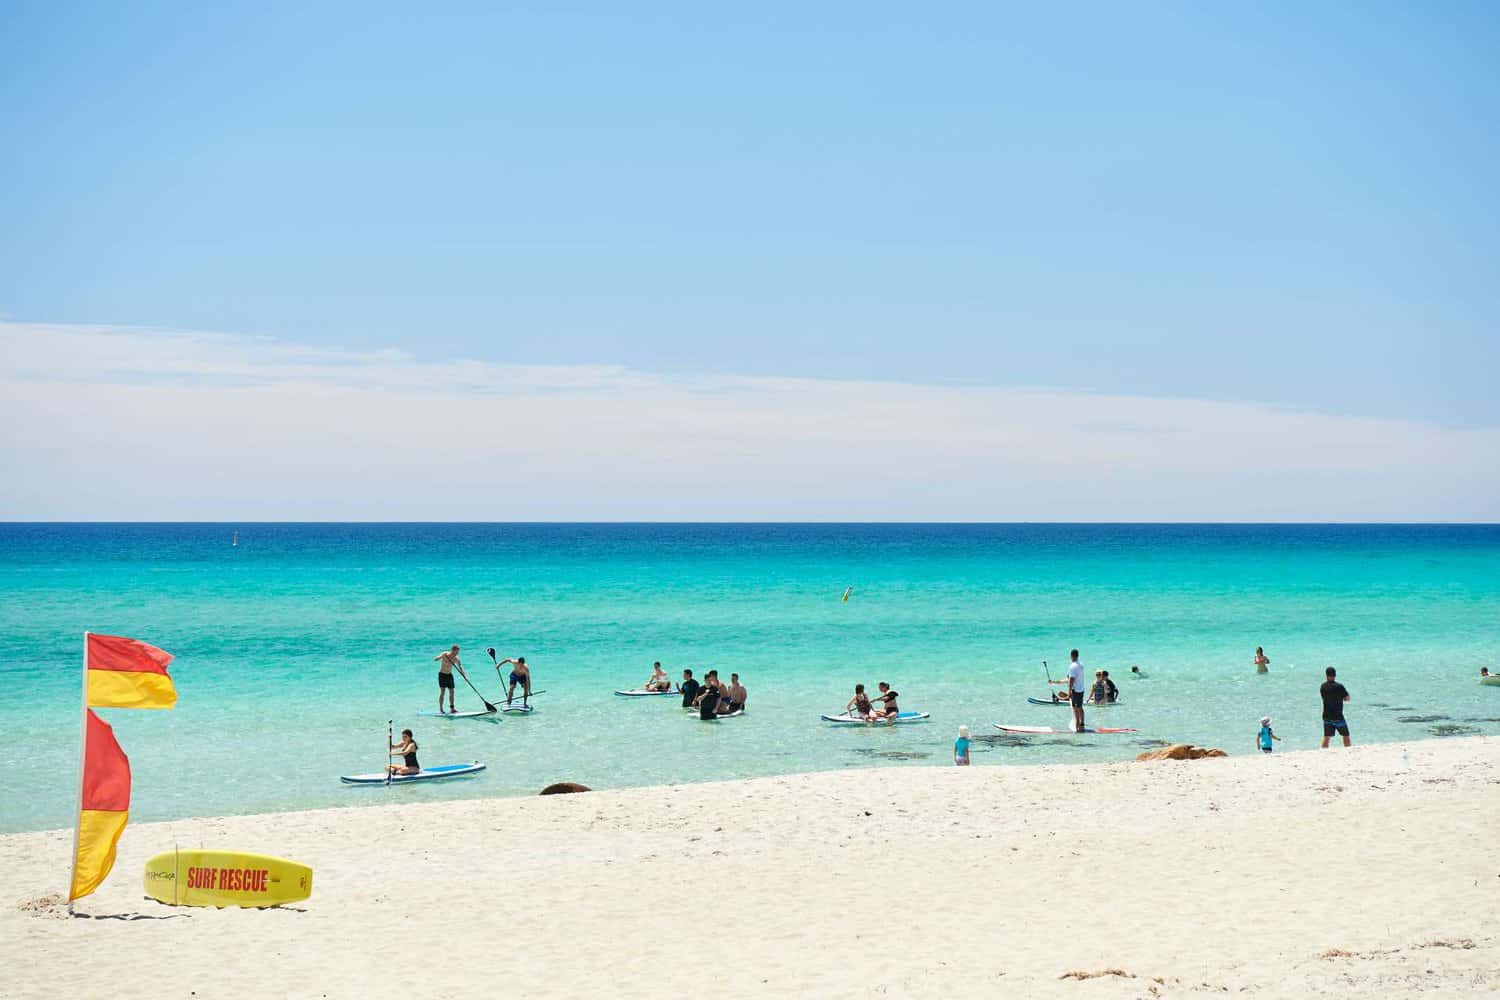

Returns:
4,737,1498,999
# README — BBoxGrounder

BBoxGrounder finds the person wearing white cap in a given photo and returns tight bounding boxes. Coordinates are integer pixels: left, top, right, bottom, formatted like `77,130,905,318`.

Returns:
954,725,972,766
1257,716,1281,753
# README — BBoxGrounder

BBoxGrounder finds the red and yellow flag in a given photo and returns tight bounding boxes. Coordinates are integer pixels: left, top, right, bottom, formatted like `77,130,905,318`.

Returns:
86,633,176,710
69,709,131,901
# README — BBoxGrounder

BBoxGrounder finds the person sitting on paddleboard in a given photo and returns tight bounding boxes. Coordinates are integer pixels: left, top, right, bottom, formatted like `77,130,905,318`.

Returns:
868,681,900,723
388,729,419,776
1102,670,1119,703
846,683,873,718
497,655,531,706
726,672,747,712
646,662,671,692
679,669,702,708
433,645,464,715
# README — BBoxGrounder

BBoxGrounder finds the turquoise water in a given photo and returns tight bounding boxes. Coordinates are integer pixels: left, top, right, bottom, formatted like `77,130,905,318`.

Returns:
2,523,1498,833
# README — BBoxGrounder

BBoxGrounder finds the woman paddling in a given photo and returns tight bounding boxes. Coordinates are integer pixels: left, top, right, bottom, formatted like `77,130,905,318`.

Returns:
387,729,419,776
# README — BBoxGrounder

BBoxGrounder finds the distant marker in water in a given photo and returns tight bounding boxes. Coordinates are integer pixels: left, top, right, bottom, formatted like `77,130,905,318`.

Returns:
232,530,238,547
841,586,852,603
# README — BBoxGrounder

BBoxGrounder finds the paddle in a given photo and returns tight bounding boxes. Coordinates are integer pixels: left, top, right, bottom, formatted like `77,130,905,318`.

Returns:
457,668,499,713
386,720,393,787
1043,660,1058,701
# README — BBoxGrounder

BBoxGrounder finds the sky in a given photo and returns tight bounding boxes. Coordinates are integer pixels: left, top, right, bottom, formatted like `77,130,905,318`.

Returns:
1,2,1497,520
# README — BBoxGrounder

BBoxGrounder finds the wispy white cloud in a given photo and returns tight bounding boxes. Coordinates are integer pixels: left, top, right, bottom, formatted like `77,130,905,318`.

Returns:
1,320,1496,521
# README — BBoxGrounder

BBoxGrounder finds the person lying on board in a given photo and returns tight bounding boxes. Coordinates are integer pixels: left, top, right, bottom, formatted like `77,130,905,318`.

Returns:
388,729,419,776
846,683,873,718
646,662,672,692
867,681,900,722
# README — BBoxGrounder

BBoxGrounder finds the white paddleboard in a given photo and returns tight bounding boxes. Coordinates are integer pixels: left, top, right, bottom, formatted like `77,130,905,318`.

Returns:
501,704,535,714
418,709,497,719
340,762,487,784
696,709,744,721
994,724,1138,735
614,688,676,697
821,711,931,725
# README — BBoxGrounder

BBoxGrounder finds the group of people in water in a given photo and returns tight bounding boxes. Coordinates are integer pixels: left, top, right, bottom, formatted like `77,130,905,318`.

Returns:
674,666,749,719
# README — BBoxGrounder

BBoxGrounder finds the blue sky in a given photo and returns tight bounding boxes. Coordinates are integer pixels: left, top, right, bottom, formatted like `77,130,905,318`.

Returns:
1,3,1497,519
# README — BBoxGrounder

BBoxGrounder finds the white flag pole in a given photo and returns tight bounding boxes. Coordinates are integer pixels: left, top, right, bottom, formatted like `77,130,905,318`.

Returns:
67,632,90,914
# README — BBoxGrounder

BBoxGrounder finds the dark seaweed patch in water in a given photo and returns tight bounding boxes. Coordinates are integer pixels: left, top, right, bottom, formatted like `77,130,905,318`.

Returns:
1368,703,1390,708
1134,739,1170,749
1463,717,1500,724
1384,706,1415,712
1430,725,1481,737
1397,715,1449,723
849,748,931,761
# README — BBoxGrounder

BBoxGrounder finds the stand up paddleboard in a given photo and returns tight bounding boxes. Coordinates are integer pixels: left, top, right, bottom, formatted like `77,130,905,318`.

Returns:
696,709,744,721
821,711,931,725
1481,676,1500,687
419,709,498,719
144,849,313,909
501,704,535,714
994,724,1138,735
615,688,676,697
1027,697,1120,707
340,762,487,784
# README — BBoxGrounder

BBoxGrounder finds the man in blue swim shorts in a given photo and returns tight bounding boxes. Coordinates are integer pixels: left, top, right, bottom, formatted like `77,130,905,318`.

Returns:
1319,666,1351,748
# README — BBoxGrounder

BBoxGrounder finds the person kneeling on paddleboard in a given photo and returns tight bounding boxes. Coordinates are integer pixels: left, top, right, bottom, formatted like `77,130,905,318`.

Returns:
868,682,899,723
388,729,419,776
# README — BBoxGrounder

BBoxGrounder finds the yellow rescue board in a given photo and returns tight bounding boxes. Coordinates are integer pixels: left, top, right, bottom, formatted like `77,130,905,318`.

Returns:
144,849,313,908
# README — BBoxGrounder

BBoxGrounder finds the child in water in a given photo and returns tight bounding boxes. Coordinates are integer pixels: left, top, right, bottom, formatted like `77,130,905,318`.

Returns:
954,725,971,766
1257,715,1281,753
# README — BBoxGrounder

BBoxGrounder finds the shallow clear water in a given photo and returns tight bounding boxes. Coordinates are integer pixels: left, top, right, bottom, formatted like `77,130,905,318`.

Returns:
2,523,1497,833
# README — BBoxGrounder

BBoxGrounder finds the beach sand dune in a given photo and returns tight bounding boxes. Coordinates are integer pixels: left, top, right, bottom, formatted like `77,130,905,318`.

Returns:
3,737,1497,998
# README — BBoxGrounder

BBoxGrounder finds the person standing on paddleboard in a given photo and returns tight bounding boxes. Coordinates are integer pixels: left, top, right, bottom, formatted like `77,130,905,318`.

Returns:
433,646,466,715
1319,667,1352,748
497,655,532,706
1049,650,1087,732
